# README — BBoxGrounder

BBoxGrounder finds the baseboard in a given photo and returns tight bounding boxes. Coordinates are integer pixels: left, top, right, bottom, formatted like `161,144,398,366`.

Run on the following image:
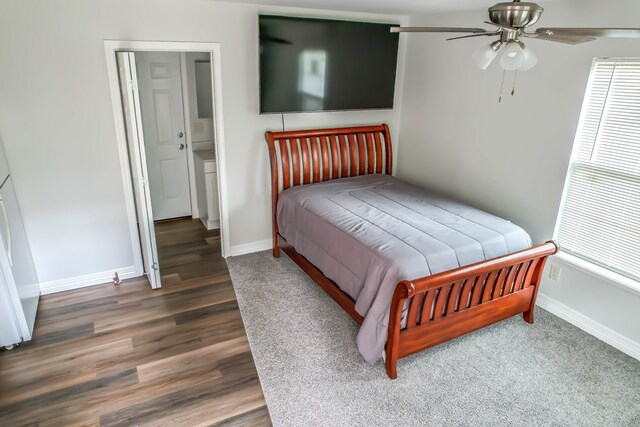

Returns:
199,217,220,231
39,266,138,295
230,239,272,257
536,293,640,361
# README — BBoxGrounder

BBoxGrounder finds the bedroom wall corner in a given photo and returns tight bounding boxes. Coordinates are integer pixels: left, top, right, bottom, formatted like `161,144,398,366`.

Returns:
396,0,640,360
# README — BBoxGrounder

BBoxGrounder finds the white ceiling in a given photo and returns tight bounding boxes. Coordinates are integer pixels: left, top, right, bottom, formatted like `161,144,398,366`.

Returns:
214,0,518,15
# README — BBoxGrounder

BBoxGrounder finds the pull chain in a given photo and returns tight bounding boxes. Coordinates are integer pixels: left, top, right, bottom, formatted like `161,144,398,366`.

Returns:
498,69,506,103
511,70,518,96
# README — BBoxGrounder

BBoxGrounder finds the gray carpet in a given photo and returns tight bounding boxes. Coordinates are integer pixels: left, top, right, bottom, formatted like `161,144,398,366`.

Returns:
227,251,640,426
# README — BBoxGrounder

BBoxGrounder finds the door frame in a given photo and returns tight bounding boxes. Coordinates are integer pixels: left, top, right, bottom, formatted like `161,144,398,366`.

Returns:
104,40,231,278
178,52,201,220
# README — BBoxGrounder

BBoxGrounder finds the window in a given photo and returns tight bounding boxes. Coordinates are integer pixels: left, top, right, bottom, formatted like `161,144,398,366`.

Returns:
555,58,640,283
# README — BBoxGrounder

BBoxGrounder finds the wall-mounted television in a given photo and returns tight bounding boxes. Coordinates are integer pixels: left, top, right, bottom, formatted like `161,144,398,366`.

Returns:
259,15,400,114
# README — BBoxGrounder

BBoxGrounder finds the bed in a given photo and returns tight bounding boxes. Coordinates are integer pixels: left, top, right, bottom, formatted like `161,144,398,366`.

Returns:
265,124,558,379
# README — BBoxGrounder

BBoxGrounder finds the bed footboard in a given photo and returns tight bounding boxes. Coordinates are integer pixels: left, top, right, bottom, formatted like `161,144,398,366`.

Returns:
385,241,559,379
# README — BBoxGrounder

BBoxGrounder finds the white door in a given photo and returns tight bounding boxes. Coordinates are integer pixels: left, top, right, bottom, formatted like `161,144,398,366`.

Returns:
116,52,161,289
135,52,191,220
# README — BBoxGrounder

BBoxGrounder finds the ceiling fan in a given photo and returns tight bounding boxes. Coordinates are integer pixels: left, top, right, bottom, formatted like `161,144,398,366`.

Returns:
391,0,640,71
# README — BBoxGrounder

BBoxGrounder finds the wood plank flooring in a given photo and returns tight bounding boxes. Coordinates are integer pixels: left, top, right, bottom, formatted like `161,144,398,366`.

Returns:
0,219,271,426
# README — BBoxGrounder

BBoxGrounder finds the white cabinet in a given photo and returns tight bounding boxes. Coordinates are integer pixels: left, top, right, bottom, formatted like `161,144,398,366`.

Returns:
194,151,219,230
204,159,219,229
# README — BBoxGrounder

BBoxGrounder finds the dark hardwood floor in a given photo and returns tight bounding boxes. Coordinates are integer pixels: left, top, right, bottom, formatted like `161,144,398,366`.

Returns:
0,218,271,426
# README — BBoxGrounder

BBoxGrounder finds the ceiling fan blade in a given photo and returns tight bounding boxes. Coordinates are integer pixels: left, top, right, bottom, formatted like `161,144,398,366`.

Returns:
447,31,501,41
535,27,640,39
390,27,487,34
524,31,596,45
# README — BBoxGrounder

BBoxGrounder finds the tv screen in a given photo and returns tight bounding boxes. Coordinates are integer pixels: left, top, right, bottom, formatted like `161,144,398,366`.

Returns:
259,15,400,114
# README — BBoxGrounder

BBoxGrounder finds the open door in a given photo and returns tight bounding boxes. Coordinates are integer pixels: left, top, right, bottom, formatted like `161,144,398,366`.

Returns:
135,52,191,221
116,52,162,289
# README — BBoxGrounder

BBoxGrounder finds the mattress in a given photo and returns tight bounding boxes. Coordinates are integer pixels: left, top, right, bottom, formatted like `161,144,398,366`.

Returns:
277,174,532,364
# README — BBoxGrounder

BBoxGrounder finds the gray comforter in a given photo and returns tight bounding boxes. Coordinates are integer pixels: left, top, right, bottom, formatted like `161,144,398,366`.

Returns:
277,174,532,364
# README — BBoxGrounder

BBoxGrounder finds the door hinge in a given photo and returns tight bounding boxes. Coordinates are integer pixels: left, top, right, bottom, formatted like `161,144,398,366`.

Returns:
129,79,138,92
140,176,147,186
151,262,159,271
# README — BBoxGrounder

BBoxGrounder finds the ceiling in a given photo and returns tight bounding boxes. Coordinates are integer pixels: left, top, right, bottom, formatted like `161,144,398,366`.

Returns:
212,0,539,15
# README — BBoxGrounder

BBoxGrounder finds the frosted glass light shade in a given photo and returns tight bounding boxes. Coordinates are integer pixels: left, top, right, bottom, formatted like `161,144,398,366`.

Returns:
519,47,539,71
499,42,525,70
472,44,499,70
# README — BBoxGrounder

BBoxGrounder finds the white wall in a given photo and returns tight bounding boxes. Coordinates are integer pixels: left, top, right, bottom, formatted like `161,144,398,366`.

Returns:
0,0,407,287
398,0,640,357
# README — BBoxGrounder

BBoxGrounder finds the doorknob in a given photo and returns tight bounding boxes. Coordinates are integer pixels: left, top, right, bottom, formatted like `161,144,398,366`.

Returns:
178,144,185,150
177,132,184,138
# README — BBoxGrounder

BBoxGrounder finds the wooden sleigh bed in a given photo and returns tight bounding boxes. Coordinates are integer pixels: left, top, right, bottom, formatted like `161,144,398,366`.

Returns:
265,124,558,379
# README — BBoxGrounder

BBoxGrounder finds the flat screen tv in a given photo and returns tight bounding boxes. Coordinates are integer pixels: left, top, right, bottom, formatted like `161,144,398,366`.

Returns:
259,15,400,114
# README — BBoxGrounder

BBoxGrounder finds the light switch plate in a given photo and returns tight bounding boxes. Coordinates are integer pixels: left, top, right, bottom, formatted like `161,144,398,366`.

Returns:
549,264,561,281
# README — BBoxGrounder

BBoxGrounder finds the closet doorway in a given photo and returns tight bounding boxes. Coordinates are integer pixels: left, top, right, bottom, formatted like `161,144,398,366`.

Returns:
105,41,230,290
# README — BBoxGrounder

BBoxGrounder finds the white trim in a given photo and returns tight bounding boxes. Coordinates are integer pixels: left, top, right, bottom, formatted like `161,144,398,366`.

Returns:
104,40,231,265
553,251,640,297
200,217,220,231
230,239,272,257
39,266,137,295
536,293,640,361
209,44,231,258
179,51,200,220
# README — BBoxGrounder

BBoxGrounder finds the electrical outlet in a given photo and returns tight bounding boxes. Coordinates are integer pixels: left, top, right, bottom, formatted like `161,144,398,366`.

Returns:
549,264,561,281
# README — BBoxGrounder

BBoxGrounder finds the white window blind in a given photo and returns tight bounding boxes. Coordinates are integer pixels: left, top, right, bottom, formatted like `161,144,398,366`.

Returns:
555,59,640,282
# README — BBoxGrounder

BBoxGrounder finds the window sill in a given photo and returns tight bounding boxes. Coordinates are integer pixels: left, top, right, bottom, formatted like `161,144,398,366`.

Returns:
553,251,640,297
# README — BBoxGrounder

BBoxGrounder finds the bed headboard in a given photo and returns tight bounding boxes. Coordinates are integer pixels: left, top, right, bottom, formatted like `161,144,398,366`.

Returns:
264,124,393,254
265,124,393,193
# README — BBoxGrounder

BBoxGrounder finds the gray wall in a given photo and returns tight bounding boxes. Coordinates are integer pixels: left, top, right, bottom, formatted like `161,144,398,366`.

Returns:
398,0,640,353
0,0,407,286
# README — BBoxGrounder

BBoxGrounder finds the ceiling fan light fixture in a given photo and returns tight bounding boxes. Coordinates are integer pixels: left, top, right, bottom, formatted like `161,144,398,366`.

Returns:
519,45,539,71
472,40,503,70
390,1,640,77
499,41,525,70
